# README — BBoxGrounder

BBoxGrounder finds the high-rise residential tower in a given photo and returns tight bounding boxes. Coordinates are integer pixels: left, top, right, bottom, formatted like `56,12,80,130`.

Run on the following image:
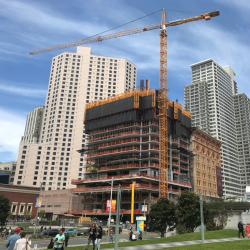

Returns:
14,46,137,190
233,94,250,195
184,59,240,197
22,106,45,143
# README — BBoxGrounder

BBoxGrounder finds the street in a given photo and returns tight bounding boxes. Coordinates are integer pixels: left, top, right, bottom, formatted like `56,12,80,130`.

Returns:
0,232,159,249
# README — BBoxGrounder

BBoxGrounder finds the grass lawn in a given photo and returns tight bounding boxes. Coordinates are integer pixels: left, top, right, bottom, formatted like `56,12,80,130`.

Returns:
162,240,250,250
40,229,238,250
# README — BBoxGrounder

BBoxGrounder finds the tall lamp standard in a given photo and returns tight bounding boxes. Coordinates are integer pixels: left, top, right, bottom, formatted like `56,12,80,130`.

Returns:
107,177,114,235
33,182,44,235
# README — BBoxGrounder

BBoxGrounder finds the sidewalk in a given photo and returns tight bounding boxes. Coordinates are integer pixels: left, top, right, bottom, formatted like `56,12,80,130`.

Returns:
100,237,247,250
35,237,247,250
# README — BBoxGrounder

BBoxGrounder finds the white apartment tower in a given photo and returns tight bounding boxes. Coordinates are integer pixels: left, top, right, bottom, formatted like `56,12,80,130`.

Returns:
184,59,240,197
22,105,45,143
233,94,250,195
14,46,137,190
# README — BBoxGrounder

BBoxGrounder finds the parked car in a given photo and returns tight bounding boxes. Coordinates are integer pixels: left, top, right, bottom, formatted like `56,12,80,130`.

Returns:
110,227,122,234
77,229,89,236
64,228,77,235
48,229,59,237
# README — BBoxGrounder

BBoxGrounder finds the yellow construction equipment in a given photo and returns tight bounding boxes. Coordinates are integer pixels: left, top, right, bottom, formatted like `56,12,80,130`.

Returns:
30,9,220,197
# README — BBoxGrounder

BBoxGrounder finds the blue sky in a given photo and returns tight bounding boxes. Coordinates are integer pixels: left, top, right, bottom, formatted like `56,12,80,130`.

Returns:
0,0,249,162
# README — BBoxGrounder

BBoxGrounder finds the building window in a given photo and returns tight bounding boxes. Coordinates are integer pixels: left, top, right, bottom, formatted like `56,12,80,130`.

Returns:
19,205,25,213
27,205,32,212
12,205,17,213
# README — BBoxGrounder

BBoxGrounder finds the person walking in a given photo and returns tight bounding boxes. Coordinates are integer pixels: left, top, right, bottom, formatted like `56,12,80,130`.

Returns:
47,239,54,249
129,230,132,241
96,226,102,250
54,229,65,250
64,233,69,247
138,231,142,240
109,233,113,243
40,225,44,233
5,228,20,250
246,223,250,238
238,220,245,238
85,223,97,250
8,227,12,235
13,232,31,250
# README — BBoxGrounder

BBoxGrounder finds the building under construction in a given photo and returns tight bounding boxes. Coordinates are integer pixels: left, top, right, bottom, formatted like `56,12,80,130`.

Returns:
69,89,192,221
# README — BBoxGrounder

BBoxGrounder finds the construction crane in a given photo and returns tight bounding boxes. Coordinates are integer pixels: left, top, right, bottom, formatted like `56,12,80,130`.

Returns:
30,9,220,198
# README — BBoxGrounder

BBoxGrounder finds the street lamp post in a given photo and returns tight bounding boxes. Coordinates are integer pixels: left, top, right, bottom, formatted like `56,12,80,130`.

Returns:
200,195,205,243
108,177,114,236
33,183,43,235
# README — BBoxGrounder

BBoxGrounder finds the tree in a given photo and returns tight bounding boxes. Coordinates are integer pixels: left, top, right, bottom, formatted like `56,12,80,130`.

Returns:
0,195,10,228
38,210,46,219
206,200,249,231
23,210,31,220
177,191,208,233
148,197,177,238
7,211,13,219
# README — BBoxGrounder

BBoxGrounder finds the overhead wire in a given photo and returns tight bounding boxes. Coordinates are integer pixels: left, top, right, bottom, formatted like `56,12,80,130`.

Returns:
82,8,202,41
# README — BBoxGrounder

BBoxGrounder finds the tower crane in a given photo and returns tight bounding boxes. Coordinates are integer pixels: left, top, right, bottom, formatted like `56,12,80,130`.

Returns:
30,9,220,197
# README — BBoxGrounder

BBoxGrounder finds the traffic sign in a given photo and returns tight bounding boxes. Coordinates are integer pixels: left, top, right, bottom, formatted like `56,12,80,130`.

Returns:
137,220,144,231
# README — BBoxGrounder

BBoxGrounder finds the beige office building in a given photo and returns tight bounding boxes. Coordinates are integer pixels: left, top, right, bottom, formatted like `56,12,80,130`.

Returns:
14,46,137,190
190,127,222,198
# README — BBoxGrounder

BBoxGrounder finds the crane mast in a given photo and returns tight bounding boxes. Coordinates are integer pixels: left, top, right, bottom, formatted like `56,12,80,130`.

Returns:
30,9,220,198
158,9,169,197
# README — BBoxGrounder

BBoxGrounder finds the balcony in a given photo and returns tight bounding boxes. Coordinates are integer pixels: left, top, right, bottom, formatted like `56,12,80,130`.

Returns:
72,173,159,185
85,162,159,172
71,183,159,193
72,173,191,188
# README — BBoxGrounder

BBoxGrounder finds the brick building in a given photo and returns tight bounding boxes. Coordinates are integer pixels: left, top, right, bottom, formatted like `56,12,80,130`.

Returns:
0,184,40,219
190,128,222,198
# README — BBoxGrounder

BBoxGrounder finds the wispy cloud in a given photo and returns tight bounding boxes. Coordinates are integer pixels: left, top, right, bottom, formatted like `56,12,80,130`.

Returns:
0,108,26,159
0,82,47,98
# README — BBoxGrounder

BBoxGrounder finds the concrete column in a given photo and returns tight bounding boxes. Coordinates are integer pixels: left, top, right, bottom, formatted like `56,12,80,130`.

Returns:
140,121,142,169
169,134,173,180
148,120,151,168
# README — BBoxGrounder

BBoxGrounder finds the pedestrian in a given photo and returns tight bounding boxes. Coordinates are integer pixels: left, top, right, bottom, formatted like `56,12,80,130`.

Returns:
41,225,44,233
54,229,65,250
246,223,250,238
131,232,137,241
85,223,97,250
44,226,47,230
138,231,142,240
238,220,245,238
129,225,132,231
129,230,132,241
109,233,113,243
96,226,102,250
49,226,51,230
5,228,20,250
8,227,12,235
65,233,69,247
47,239,54,249
13,232,31,250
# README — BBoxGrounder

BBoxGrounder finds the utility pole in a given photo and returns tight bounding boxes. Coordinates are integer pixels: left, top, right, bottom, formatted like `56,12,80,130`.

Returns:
200,195,205,243
108,177,113,236
143,199,145,217
114,184,121,250
34,182,43,235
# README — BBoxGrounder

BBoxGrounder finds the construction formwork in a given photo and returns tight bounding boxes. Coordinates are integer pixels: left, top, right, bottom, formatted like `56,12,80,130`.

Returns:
72,89,192,221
